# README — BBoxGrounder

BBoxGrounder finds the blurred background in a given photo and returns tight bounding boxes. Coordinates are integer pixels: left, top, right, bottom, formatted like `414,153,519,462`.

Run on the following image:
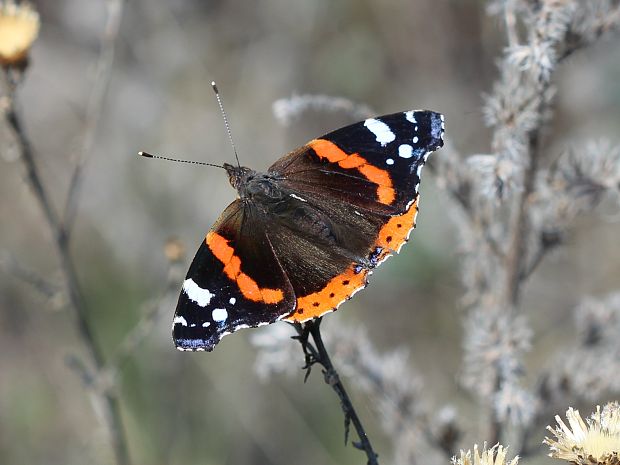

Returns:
1,0,620,464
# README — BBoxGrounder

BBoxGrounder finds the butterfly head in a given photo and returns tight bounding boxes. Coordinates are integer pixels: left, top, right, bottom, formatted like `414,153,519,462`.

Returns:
224,163,284,204
224,163,252,190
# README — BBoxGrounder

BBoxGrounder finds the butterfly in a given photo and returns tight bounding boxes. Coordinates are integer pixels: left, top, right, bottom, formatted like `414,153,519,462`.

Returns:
172,110,444,351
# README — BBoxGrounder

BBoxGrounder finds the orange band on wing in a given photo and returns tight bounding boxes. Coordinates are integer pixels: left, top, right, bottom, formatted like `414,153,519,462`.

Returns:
206,232,284,304
309,139,395,205
284,265,369,322
372,197,419,263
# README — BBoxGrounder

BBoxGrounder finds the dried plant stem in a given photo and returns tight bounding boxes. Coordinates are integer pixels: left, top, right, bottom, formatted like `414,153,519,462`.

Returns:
504,4,620,307
295,319,379,465
61,0,126,242
106,268,180,376
503,3,519,48
505,128,542,307
3,70,131,465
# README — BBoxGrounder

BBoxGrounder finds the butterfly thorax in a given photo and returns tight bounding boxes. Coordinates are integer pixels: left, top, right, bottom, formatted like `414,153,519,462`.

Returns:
224,163,284,204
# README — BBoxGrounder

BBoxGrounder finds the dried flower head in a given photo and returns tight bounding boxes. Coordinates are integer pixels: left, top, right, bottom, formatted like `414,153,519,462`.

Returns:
272,94,373,126
0,1,40,65
453,443,519,465
164,237,186,263
544,403,620,465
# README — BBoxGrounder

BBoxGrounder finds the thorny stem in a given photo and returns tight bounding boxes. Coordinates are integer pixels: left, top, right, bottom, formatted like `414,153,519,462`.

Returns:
2,69,131,465
295,319,379,465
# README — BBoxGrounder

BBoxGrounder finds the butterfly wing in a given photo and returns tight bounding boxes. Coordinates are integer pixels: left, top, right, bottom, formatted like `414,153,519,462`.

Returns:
172,200,295,351
267,110,444,321
172,110,444,349
270,110,444,214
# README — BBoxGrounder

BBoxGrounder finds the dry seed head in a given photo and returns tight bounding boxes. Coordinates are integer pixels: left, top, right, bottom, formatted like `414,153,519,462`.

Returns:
0,1,40,66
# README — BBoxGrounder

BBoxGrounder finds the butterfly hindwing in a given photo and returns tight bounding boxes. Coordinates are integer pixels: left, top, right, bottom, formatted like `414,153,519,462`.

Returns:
173,200,295,351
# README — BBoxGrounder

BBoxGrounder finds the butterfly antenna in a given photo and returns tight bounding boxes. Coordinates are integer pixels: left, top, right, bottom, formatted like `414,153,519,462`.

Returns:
138,151,225,169
211,81,241,168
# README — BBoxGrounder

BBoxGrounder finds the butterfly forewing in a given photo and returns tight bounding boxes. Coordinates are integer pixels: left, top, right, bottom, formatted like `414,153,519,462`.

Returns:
269,110,444,214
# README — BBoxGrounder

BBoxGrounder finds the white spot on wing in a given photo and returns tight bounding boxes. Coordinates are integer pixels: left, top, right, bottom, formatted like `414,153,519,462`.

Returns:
364,118,395,146
412,136,419,143
212,308,228,322
202,322,211,328
386,158,394,165
405,111,417,124
183,278,214,307
398,144,413,158
229,297,236,305
289,193,307,202
173,315,188,327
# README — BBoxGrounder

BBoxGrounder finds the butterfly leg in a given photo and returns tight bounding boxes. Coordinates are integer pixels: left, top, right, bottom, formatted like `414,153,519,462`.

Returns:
291,320,319,382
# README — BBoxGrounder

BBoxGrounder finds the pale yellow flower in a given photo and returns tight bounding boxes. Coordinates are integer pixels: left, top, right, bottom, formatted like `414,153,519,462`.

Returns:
544,402,620,465
453,444,519,465
0,1,40,65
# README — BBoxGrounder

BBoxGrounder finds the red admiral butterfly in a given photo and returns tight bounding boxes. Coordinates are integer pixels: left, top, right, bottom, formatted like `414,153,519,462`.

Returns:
167,108,444,351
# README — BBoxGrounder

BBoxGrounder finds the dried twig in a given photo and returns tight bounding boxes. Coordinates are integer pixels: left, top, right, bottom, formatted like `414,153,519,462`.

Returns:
294,319,379,465
105,258,183,380
2,68,131,465
61,0,127,242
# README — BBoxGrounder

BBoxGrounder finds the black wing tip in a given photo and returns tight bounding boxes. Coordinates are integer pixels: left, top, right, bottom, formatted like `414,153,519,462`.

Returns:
402,109,445,148
427,111,445,148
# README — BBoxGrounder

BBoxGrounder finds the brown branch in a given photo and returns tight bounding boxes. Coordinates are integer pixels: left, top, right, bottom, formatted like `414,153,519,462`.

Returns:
2,68,131,465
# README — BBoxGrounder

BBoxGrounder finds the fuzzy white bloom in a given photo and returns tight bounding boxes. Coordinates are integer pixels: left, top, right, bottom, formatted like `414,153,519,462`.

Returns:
532,141,620,242
467,155,520,200
544,403,620,464
545,292,620,401
462,309,532,397
453,443,519,465
507,42,556,83
494,380,538,426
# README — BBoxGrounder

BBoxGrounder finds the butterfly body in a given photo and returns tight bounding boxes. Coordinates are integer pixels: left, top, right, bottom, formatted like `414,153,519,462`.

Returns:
173,110,444,351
